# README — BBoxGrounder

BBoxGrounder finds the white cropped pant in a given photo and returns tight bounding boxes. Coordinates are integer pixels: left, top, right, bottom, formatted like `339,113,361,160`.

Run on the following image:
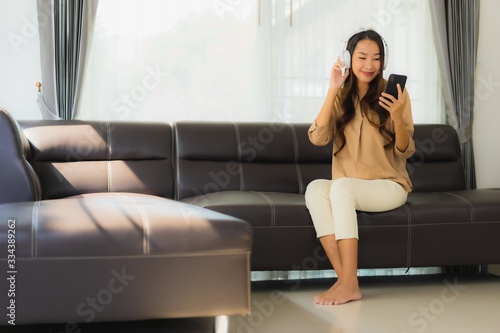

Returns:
305,178,408,240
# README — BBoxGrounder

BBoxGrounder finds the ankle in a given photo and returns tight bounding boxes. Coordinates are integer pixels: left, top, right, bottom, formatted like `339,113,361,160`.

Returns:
338,277,358,286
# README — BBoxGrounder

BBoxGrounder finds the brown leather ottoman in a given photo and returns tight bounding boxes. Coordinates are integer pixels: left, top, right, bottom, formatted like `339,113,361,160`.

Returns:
0,193,251,325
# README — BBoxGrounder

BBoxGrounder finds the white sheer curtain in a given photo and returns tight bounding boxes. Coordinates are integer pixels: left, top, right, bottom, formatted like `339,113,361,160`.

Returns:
79,0,270,121
79,0,444,124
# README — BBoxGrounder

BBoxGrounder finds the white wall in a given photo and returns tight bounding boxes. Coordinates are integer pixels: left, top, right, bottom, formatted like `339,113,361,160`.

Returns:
0,0,42,120
474,0,500,189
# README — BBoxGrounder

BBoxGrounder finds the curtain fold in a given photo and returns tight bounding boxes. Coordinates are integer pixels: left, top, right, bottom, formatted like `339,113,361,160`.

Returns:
37,0,98,120
429,0,480,189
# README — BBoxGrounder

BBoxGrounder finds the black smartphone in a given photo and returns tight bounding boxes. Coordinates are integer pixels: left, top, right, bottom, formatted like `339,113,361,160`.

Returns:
384,74,407,99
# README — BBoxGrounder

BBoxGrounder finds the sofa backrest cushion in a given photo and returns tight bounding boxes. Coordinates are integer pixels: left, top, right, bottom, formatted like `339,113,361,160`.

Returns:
408,124,466,192
174,121,332,200
0,108,41,203
175,122,466,199
20,120,174,199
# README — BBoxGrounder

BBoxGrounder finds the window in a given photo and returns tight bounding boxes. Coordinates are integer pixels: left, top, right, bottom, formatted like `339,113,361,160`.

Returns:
79,0,444,124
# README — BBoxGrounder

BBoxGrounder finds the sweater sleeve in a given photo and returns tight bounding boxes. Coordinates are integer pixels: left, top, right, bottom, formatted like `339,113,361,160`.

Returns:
308,95,339,146
308,120,334,146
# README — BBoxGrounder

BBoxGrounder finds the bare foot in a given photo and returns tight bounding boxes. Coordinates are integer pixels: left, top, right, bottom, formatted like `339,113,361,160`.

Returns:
314,280,340,304
314,281,362,305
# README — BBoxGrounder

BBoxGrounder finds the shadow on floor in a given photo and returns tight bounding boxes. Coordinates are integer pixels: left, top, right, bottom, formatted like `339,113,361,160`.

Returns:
1,317,215,333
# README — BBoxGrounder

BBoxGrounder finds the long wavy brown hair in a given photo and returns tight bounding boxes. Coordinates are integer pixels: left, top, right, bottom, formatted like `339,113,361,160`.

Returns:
334,30,394,156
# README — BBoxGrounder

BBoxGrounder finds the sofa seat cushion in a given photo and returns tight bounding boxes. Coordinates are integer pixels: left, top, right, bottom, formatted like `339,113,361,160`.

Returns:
182,188,500,229
407,189,500,225
181,190,413,229
1,193,251,258
181,191,312,228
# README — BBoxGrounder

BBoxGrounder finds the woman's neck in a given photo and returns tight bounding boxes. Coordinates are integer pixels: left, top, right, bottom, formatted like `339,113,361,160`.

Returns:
357,82,369,100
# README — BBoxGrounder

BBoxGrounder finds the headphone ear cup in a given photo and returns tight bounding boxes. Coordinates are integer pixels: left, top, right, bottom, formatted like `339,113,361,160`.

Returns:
383,43,388,70
342,50,351,69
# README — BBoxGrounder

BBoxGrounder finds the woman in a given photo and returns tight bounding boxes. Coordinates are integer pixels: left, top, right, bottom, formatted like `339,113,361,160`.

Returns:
305,29,415,305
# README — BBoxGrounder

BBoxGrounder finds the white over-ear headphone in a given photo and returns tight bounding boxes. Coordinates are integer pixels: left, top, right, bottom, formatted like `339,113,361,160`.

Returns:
340,29,389,76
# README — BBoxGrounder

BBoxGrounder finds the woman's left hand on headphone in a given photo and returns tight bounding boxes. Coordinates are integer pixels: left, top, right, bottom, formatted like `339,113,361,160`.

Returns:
378,83,406,123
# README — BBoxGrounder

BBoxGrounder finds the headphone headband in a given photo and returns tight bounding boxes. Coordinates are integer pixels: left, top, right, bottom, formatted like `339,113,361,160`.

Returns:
342,29,389,70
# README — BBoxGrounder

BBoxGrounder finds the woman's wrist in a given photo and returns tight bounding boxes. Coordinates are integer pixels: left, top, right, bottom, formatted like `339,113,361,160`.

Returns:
328,84,341,94
392,117,404,125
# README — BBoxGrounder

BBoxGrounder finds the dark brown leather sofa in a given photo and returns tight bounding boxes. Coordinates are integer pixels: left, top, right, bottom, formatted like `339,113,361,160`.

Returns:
0,108,252,326
2,108,500,326
175,121,500,271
